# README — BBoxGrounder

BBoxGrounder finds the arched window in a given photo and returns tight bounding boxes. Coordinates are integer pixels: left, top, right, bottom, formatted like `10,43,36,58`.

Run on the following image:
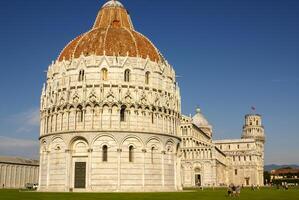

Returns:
78,70,85,81
256,121,259,126
151,147,155,164
102,145,108,162
77,106,84,122
120,106,126,122
124,69,130,82
101,68,108,81
145,71,150,85
129,146,134,162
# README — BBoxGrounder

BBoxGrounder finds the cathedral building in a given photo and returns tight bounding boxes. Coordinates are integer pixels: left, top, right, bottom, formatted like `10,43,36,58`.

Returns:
38,0,265,192
180,110,265,188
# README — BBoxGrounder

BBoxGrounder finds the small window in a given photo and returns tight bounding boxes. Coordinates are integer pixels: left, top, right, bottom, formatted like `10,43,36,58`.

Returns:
145,71,150,85
228,145,231,150
244,156,247,161
238,156,241,161
151,147,155,164
102,145,108,162
237,145,240,149
249,156,252,161
120,106,126,122
129,146,134,162
235,169,238,175
247,144,250,148
233,156,235,162
101,68,108,81
78,70,85,81
151,112,154,124
124,69,130,82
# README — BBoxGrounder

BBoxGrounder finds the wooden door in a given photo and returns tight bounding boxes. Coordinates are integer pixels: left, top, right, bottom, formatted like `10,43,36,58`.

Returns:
74,162,86,188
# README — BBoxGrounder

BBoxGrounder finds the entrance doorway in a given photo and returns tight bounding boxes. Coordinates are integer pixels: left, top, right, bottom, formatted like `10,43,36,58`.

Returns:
245,178,250,186
195,174,201,187
74,162,86,188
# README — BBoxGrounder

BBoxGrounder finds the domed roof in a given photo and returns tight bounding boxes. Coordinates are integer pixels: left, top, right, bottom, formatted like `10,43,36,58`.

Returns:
192,108,211,128
102,0,124,8
58,0,164,63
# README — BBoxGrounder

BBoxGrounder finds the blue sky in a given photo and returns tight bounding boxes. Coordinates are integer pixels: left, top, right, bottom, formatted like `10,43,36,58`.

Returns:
0,0,298,164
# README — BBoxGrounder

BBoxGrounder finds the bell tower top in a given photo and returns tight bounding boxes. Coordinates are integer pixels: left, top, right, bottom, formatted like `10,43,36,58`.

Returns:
242,114,265,143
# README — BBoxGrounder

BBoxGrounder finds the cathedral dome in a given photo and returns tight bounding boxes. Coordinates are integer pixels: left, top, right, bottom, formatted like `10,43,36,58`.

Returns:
192,108,211,128
58,0,163,63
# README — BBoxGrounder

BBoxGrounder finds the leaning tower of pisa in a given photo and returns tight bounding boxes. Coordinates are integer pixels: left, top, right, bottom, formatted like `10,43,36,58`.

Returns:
242,114,265,185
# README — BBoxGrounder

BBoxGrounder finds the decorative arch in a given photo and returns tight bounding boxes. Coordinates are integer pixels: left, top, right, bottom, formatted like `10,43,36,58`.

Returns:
50,137,67,153
145,137,163,149
121,135,144,149
69,136,89,150
92,134,118,149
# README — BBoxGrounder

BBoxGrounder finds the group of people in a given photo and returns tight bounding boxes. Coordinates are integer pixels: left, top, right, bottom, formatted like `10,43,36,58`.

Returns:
251,184,260,190
227,184,241,197
277,182,289,190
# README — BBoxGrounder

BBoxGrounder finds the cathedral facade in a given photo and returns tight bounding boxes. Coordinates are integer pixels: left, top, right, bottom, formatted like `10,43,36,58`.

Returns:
180,110,265,188
38,0,265,192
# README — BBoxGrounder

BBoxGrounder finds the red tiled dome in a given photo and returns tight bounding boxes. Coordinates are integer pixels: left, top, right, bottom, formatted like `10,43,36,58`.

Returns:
58,1,163,63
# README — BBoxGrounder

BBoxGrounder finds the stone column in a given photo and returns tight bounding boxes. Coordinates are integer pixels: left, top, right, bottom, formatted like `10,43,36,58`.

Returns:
83,108,86,130
38,151,43,190
142,149,146,191
91,109,95,129
45,115,48,134
99,108,103,129
60,112,63,131
46,151,50,188
67,111,70,131
55,113,58,132
16,166,20,188
162,115,165,133
11,166,16,188
87,148,93,191
161,150,165,187
7,165,11,188
117,148,122,191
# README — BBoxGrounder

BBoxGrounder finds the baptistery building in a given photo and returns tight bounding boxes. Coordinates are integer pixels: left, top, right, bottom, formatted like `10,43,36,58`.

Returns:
39,0,181,192
38,0,265,192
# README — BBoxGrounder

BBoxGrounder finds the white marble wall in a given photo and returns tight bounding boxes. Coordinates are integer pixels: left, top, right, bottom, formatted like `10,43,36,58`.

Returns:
0,163,39,189
38,132,181,192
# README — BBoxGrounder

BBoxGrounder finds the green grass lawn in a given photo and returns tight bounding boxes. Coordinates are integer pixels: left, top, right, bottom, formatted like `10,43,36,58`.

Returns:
0,188,298,200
